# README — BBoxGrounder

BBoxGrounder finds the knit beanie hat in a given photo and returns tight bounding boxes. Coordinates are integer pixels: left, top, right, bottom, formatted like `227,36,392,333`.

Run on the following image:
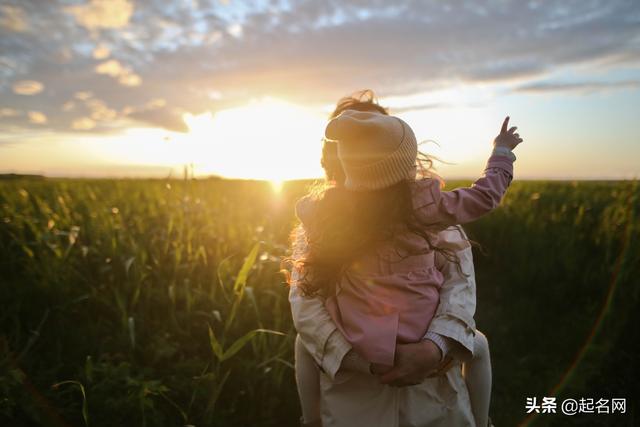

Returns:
324,110,417,190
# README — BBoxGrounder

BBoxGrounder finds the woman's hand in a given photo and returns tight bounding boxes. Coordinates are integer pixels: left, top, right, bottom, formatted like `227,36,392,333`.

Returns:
370,363,393,375
376,340,445,387
493,116,523,150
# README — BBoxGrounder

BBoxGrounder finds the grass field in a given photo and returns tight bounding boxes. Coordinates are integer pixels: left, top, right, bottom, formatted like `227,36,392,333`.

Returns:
1,178,638,427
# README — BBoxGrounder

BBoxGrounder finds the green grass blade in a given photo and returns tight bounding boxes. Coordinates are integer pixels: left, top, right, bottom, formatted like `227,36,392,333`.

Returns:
208,325,224,361
51,380,89,427
221,328,284,362
233,242,260,295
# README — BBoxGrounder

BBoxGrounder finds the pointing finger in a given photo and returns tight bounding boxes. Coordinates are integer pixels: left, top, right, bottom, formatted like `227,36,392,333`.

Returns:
501,116,510,134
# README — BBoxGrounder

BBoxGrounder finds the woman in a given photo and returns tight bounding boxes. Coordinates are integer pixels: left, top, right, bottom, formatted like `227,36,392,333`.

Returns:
289,91,489,427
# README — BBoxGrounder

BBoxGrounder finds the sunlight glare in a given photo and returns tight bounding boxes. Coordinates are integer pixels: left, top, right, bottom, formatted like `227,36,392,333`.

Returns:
400,106,496,164
181,98,326,181
270,179,284,193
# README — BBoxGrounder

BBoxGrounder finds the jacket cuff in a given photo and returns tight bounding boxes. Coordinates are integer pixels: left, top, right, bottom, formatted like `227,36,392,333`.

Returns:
485,153,515,177
423,332,451,362
492,146,516,161
428,316,476,363
320,329,352,381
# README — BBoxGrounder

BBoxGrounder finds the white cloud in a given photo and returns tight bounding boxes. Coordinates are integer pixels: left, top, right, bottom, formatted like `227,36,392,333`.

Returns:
71,117,97,130
94,60,126,78
94,59,142,87
65,0,134,31
28,111,47,124
12,80,44,95
227,23,243,38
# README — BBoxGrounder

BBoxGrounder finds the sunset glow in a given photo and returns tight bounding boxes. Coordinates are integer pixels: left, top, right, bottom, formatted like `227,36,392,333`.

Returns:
0,1,638,180
178,98,326,180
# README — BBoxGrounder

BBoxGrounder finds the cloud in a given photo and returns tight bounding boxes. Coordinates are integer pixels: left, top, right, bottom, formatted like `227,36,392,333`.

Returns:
95,60,125,77
12,80,44,95
94,59,142,87
71,117,97,130
0,0,638,135
65,0,134,31
118,73,142,87
118,96,183,131
92,44,111,59
86,98,118,121
227,23,243,38
62,101,75,112
75,91,93,101
0,108,20,118
390,102,449,114
145,98,167,109
27,111,47,124
0,5,28,32
514,79,640,94
128,107,188,133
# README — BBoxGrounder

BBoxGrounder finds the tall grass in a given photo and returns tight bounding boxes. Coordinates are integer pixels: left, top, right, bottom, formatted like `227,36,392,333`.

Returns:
0,178,638,426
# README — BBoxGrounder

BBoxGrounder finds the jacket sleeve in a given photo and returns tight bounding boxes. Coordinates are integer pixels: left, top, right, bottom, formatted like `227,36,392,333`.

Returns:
288,225,351,380
428,226,477,362
413,154,514,228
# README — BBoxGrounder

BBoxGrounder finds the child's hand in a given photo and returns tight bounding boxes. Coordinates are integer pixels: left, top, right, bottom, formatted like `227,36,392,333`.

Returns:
493,116,523,150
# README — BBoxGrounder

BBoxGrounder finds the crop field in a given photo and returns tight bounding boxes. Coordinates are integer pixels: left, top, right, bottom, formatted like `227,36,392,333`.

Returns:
0,178,638,427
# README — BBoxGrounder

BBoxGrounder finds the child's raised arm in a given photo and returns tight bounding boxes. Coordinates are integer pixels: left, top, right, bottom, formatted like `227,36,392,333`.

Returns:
413,117,523,227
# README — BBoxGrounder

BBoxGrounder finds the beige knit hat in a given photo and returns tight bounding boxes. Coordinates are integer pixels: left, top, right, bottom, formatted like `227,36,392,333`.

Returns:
325,110,417,190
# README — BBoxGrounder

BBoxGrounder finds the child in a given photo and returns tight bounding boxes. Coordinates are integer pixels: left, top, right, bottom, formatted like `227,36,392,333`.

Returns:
292,110,522,427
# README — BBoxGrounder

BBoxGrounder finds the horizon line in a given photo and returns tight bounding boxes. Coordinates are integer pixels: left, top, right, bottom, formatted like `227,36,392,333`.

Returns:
1,173,637,182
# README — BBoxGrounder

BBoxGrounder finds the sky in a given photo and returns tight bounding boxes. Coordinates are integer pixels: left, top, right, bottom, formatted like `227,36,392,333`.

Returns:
0,0,639,181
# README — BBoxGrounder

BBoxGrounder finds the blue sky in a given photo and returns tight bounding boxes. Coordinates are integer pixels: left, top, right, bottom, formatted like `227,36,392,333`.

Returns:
0,0,639,179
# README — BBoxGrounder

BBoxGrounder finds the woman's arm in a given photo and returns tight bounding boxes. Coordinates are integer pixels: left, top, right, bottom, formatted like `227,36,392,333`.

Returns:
377,225,478,385
427,225,477,362
289,286,352,380
289,224,478,381
288,225,352,380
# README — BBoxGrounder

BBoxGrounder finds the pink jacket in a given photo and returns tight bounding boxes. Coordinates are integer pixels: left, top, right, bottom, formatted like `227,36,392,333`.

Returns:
296,154,514,366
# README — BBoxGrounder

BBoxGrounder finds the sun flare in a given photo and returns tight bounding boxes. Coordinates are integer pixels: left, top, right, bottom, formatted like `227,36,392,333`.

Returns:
49,95,502,180
181,98,326,181
270,179,284,193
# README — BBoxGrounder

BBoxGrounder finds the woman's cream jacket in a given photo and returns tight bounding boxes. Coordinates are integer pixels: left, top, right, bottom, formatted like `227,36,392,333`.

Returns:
289,226,478,427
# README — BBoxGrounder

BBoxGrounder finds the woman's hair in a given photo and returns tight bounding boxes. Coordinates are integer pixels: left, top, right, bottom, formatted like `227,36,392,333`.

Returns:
289,89,463,298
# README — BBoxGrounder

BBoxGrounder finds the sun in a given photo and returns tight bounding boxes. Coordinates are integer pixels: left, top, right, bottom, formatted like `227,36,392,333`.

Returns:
181,97,326,181
77,97,328,180
66,95,495,180
269,179,284,193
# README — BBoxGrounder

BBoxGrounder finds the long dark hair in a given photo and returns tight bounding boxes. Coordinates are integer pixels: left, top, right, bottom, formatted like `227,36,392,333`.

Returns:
289,90,463,298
